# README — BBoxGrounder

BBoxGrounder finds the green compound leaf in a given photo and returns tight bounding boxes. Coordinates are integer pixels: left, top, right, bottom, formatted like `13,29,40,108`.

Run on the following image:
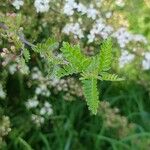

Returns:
85,56,99,73
23,48,30,62
56,64,77,78
82,78,99,115
60,42,91,72
33,38,59,53
99,38,112,72
32,38,123,115
100,72,125,81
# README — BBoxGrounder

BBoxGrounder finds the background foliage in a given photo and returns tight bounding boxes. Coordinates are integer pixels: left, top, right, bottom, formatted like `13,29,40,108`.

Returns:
0,0,150,150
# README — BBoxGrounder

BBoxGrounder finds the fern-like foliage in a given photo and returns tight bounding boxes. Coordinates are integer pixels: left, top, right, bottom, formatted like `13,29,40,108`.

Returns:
56,64,77,78
33,38,123,115
33,38,59,53
58,39,123,114
23,49,30,62
33,38,60,64
99,72,124,81
85,56,99,73
99,38,112,72
60,42,91,72
82,78,99,114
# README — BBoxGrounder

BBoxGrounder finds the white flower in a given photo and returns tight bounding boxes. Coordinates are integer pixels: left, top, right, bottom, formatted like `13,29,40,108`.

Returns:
47,107,53,115
100,25,114,39
142,52,150,70
12,0,24,10
44,102,51,108
8,64,17,75
87,34,96,43
0,84,6,99
133,34,147,44
31,114,45,126
40,107,47,115
63,22,84,39
119,50,135,68
88,19,113,42
113,28,132,48
115,0,125,7
50,78,59,86
31,67,42,80
95,0,103,7
34,0,50,13
20,65,29,75
63,0,77,16
25,97,39,109
86,5,98,20
40,102,53,116
105,12,112,18
113,28,147,48
35,84,51,97
45,90,50,97
32,72,41,80
76,3,87,14
35,87,42,95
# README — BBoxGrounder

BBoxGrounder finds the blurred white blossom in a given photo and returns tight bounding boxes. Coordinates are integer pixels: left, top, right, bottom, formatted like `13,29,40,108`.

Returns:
113,28,147,48
34,0,50,13
76,3,87,14
8,64,17,75
31,67,42,80
113,28,132,48
105,12,112,19
115,0,125,7
35,84,50,97
12,0,24,10
119,50,135,68
20,65,29,75
88,19,113,42
86,5,98,20
31,114,44,126
133,34,147,44
40,102,53,116
142,52,150,70
25,97,39,109
63,22,84,39
0,84,6,99
63,0,77,16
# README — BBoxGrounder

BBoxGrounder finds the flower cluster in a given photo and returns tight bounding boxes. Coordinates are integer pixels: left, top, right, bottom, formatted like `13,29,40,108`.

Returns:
119,50,135,68
115,0,125,7
0,84,6,99
62,22,84,39
113,28,147,48
25,66,82,125
31,114,45,126
88,19,114,42
12,0,51,13
142,52,150,70
0,116,11,145
63,0,99,19
0,48,29,75
23,67,53,126
50,77,83,100
98,101,135,138
26,96,53,126
30,67,51,97
29,67,83,101
34,0,51,13
12,0,24,10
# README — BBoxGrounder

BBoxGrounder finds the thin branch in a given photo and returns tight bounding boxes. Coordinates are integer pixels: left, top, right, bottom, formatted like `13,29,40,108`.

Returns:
0,22,35,48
